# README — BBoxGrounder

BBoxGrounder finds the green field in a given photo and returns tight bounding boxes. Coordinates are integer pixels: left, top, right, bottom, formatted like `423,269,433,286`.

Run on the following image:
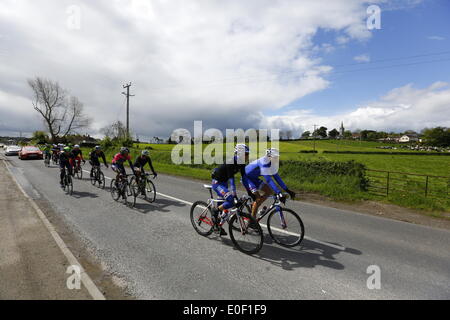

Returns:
83,140,450,214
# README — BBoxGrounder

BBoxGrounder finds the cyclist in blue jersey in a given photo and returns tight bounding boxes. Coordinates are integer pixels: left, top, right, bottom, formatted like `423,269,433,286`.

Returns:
242,148,295,218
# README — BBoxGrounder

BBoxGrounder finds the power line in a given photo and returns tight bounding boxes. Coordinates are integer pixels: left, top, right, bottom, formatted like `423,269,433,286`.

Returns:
144,51,450,92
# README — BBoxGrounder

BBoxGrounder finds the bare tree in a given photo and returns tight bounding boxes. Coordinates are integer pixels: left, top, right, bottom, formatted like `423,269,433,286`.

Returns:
28,77,92,142
100,120,127,140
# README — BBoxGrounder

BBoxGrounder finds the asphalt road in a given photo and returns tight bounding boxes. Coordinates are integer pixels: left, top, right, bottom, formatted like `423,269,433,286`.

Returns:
3,153,450,299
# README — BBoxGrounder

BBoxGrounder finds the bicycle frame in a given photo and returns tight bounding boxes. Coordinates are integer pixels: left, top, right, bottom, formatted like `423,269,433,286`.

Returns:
252,195,289,228
200,192,252,233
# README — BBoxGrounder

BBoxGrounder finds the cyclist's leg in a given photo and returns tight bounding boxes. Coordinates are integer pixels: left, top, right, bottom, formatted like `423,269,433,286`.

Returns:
251,180,271,217
59,162,66,185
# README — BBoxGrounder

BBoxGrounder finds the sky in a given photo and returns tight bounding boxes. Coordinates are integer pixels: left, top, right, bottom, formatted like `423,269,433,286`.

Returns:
0,0,449,140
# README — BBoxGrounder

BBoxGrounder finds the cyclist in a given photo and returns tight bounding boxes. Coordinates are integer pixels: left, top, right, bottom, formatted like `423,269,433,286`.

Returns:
51,144,60,161
210,144,250,235
111,147,135,186
70,144,86,170
59,146,73,188
134,150,157,177
89,146,108,177
242,148,296,220
42,144,52,163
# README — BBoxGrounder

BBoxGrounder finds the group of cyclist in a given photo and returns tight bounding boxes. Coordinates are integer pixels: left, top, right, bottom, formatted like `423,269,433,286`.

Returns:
41,143,157,189
42,142,294,235
210,144,295,236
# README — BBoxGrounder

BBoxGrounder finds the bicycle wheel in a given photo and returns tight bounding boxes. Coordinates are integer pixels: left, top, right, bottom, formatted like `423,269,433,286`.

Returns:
75,166,83,179
110,179,120,201
90,169,97,186
267,207,304,247
190,201,214,236
129,177,139,207
228,213,263,255
98,171,105,189
66,176,73,195
145,178,156,203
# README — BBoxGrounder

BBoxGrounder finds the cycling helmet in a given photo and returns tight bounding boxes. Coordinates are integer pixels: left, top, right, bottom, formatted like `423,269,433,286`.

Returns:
120,147,129,154
141,150,149,156
95,145,101,150
266,148,280,158
74,144,80,148
63,147,70,152
234,144,250,154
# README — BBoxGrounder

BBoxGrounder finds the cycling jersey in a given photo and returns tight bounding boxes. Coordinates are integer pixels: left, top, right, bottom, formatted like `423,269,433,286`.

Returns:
112,153,131,165
71,149,83,158
210,156,245,210
89,150,107,166
243,156,288,194
59,151,72,165
133,155,156,174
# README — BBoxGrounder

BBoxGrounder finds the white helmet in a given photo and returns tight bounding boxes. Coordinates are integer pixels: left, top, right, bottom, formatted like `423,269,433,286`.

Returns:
74,144,80,148
141,150,149,156
266,148,280,158
234,144,249,154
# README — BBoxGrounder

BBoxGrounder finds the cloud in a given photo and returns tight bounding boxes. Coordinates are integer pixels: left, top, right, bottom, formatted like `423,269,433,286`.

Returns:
262,82,450,135
428,36,445,41
0,0,381,139
353,54,371,63
0,0,433,141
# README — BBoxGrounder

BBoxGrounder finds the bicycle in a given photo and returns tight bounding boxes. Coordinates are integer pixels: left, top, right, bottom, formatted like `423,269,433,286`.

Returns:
110,173,134,206
129,171,157,207
90,164,106,189
190,184,264,255
245,194,305,247
72,159,84,180
52,152,59,165
61,167,73,195
44,152,51,167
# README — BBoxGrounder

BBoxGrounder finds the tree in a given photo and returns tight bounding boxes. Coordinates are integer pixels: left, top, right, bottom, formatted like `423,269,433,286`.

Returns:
32,131,49,144
28,77,92,142
422,127,450,147
301,131,311,139
100,121,128,140
328,128,339,139
314,126,328,138
343,130,352,139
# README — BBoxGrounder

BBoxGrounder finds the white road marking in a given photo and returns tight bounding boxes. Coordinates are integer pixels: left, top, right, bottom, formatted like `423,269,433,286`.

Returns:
5,161,106,300
83,169,346,251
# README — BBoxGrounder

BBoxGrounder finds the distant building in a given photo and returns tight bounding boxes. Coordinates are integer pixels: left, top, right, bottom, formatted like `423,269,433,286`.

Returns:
399,135,419,143
339,122,345,137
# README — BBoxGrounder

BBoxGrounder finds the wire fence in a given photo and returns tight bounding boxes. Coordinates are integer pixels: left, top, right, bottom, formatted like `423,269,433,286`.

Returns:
366,169,450,199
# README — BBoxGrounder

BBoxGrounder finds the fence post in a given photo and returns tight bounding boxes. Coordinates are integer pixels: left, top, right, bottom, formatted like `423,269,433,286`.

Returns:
386,172,390,196
425,176,429,197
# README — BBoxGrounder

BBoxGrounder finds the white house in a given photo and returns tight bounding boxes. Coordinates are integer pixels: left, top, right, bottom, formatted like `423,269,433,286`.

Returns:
399,135,419,143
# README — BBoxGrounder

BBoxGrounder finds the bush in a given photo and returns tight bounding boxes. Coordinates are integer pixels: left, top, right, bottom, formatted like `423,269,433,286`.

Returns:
299,150,318,153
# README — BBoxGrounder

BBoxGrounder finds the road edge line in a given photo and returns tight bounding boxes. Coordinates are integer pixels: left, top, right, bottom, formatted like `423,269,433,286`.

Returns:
4,160,106,300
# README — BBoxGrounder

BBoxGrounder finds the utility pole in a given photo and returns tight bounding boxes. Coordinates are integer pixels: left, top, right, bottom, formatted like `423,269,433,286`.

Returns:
122,82,135,140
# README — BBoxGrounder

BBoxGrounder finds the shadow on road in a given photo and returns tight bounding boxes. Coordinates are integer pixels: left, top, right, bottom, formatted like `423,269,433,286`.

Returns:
131,197,187,214
206,233,361,271
71,191,99,199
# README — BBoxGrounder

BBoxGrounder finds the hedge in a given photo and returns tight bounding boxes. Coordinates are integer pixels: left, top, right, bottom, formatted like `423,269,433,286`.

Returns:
322,150,450,156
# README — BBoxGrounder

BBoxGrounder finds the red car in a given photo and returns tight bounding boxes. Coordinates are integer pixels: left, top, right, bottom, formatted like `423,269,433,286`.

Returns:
19,146,43,160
